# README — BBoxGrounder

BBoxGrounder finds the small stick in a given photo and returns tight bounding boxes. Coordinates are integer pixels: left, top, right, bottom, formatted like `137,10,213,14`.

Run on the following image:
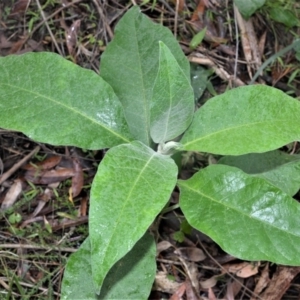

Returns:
0,145,40,185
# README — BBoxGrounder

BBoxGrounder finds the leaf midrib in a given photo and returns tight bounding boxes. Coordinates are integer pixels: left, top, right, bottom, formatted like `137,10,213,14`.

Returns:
179,181,300,238
0,83,131,143
96,149,156,284
183,118,298,148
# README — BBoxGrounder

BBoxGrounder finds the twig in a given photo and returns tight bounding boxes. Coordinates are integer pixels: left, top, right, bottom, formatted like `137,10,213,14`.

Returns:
233,3,239,86
189,54,245,86
0,243,77,253
92,0,114,40
197,239,263,300
174,0,179,39
35,0,63,56
0,145,40,185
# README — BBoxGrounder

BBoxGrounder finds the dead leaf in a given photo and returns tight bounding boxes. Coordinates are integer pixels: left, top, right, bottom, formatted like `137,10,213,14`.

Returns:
25,168,75,184
32,186,57,217
191,0,206,22
271,64,294,86
23,155,62,171
157,240,173,255
153,271,182,294
178,258,200,294
10,0,30,16
66,19,81,56
251,263,270,299
70,158,83,198
200,276,217,289
208,287,217,300
185,280,200,300
234,5,262,78
226,278,243,300
20,216,44,229
0,34,13,50
80,195,88,216
170,283,186,300
52,215,88,231
258,266,300,300
1,179,23,210
222,261,260,278
175,247,206,262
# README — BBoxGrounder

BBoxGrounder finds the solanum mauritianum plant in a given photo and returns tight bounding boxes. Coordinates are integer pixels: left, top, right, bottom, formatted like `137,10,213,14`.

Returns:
1,6,300,299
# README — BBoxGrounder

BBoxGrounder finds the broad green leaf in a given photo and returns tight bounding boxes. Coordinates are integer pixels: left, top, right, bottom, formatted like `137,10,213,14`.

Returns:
219,150,300,196
61,233,156,300
178,164,300,265
269,7,299,28
150,42,194,143
180,85,300,155
100,6,190,146
89,141,177,293
0,52,132,149
190,64,210,102
234,0,265,19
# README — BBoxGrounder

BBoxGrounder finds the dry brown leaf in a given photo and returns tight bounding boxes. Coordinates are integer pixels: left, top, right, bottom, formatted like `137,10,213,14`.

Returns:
23,155,62,171
32,186,56,217
80,195,88,216
51,215,88,231
258,31,267,57
8,38,28,54
185,280,200,300
251,263,270,299
271,65,294,86
32,200,46,217
258,266,300,300
191,0,206,21
25,168,75,184
20,216,43,228
153,271,182,294
0,34,13,50
208,287,217,300
200,276,217,289
178,258,200,294
222,261,260,278
66,19,81,56
70,158,83,198
234,5,261,78
175,247,206,262
10,0,30,16
170,283,186,300
157,240,173,255
1,179,23,210
225,278,243,300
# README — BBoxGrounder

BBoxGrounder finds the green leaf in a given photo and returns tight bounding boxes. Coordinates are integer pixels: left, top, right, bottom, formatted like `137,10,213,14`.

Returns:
61,233,156,300
150,42,194,143
89,141,177,293
180,85,300,155
234,0,265,19
190,64,210,102
219,150,300,196
190,27,207,49
178,164,300,265
100,6,190,146
0,53,132,149
269,7,299,28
